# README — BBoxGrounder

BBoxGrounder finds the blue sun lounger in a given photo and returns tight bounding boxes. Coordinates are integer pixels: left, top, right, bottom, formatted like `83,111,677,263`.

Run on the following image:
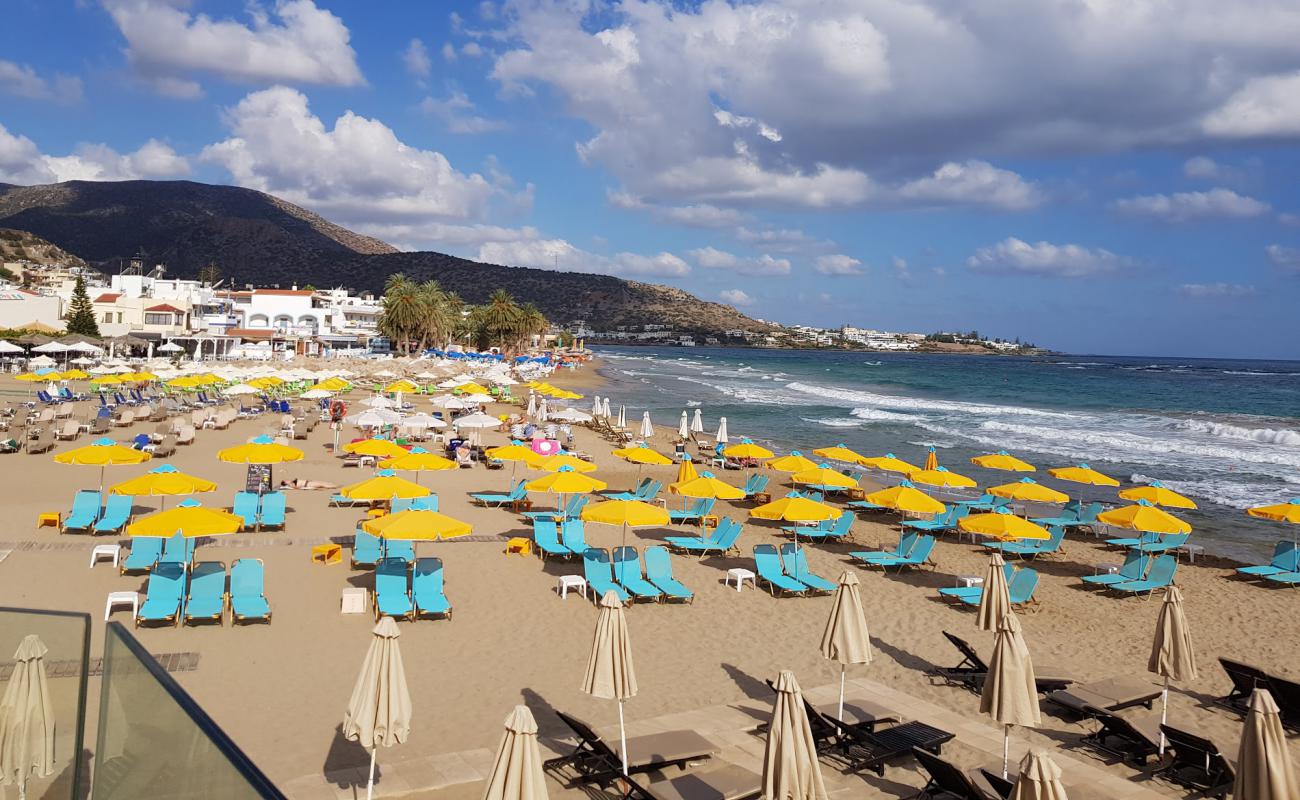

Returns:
644,546,692,602
785,512,852,541
850,532,919,566
1263,570,1300,586
778,544,835,593
230,558,271,623
1236,541,1300,579
532,519,572,559
1136,533,1190,554
136,562,186,627
232,491,260,531
183,561,227,625
258,491,286,530
957,568,1040,608
392,495,440,512
905,506,969,534
742,474,770,499
93,494,133,535
582,548,630,604
665,518,742,555
604,477,658,502
413,557,452,619
753,544,807,596
375,557,414,619
64,490,102,533
612,547,663,602
938,562,1016,600
1109,554,1177,598
668,497,716,525
988,525,1066,559
1032,501,1102,530
383,538,415,563
1081,550,1148,587
157,533,194,570
120,537,164,575
858,535,937,572
471,480,526,507
956,494,1012,513
1105,531,1161,549
352,529,383,568
561,519,588,553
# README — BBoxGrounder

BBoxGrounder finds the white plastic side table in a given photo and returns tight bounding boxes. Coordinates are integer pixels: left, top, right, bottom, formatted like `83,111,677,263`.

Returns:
558,575,587,600
90,544,121,569
105,591,138,621
726,568,756,592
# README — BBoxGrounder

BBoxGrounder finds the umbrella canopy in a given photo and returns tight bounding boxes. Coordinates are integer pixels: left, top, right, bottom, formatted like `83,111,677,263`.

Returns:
348,409,404,428
971,451,1036,472
977,553,1013,633
581,500,670,528
344,438,410,459
111,463,216,497
820,572,872,724
525,468,607,494
723,441,774,460
482,706,549,800
361,396,397,409
908,466,978,489
454,412,501,429
691,408,704,433
791,465,857,490
1009,750,1069,800
763,671,828,800
0,340,23,354
988,478,1070,504
639,411,654,439
857,453,920,474
223,383,260,396
864,481,946,515
1048,463,1119,487
767,452,819,473
397,413,447,430
0,635,55,797
1097,501,1192,534
1246,498,1300,524
980,613,1041,777
923,447,939,471
378,448,457,473
301,388,333,399
536,454,599,473
361,510,472,540
612,447,674,466
341,471,431,501
678,410,689,440
1119,480,1197,509
959,509,1051,542
551,408,593,423
1149,585,1197,754
716,416,728,443
343,617,412,800
669,472,744,500
582,591,637,775
486,444,545,469
750,496,838,523
676,454,698,484
126,499,244,538
217,436,305,465
812,444,866,463
54,438,151,468
1234,688,1300,800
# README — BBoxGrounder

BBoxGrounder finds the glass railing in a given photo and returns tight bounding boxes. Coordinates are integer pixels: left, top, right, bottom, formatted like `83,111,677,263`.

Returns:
92,622,283,799
0,607,91,799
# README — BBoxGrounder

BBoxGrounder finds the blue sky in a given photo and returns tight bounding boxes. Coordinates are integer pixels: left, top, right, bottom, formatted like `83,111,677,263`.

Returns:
2,0,1300,358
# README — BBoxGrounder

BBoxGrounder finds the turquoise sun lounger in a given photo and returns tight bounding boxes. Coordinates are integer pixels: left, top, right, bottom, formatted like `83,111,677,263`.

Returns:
230,558,271,623
668,497,716,525
258,491,286,530
64,490,102,533
753,544,807,596
1081,550,1148,587
471,480,526,507
561,519,588,553
665,518,742,555
778,544,835,593
612,547,663,602
157,533,194,570
232,491,260,531
1109,554,1177,598
989,525,1065,559
938,562,1016,600
136,562,185,627
644,546,692,602
375,557,413,619
582,548,630,604
1237,541,1300,579
956,567,1040,608
383,538,415,563
183,561,227,625
120,537,164,575
352,529,383,568
413,557,452,619
856,535,936,572
851,532,919,565
532,519,572,559
93,494,134,535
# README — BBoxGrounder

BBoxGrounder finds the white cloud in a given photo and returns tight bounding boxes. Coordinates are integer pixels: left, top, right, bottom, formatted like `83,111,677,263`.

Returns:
1203,71,1300,138
462,42,485,58
714,109,782,142
608,193,751,228
733,226,832,254
103,0,363,92
0,123,189,184
967,237,1124,278
419,91,505,134
688,246,791,275
1183,156,1221,179
895,161,1042,211
442,42,457,62
892,256,912,281
202,86,512,233
814,254,864,275
1177,283,1256,298
719,288,756,307
1112,188,1270,221
477,238,690,277
1265,244,1300,273
404,39,432,79
0,60,82,104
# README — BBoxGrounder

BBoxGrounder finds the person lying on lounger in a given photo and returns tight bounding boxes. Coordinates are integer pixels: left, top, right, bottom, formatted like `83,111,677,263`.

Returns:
278,478,340,490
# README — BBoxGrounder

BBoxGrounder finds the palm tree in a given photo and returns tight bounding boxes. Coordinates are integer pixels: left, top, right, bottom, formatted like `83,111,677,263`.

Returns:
517,302,547,351
475,289,525,351
414,280,454,351
378,273,424,355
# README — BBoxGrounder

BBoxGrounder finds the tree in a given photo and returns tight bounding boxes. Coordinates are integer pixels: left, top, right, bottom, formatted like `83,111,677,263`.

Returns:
198,262,222,286
65,276,100,337
377,273,424,355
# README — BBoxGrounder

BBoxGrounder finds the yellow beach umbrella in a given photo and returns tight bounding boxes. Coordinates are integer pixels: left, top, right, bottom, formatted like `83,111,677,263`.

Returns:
344,438,410,459
864,481,946,515
766,452,818,473
675,455,699,484
55,437,152,490
217,436,305,465
111,464,216,499
15,372,44,382
385,380,418,393
971,451,1036,472
537,454,599,473
1119,481,1197,510
723,441,774,460
1048,463,1119,487
750,496,838,523
958,508,1051,541
923,447,939,471
812,444,867,463
61,369,89,380
127,500,244,538
791,465,857,490
669,472,744,500
361,510,472,541
1247,498,1300,525
525,468,607,494
1098,501,1192,534
314,377,349,392
90,375,121,385
612,447,674,466
378,448,457,473
857,453,921,475
486,444,544,466
988,478,1070,504
457,382,490,395
341,470,431,501
581,499,670,549
131,371,158,381
909,466,978,489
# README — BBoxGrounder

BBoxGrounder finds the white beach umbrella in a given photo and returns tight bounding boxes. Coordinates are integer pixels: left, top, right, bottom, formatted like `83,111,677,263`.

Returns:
374,369,397,378
362,396,397,409
223,383,260,396
347,409,403,427
157,342,183,353
820,572,873,724
591,395,603,418
551,408,592,423
342,618,412,800
31,342,67,354
28,355,55,367
400,413,446,429
537,399,549,421
301,388,333,399
581,591,637,776
691,408,704,433
640,412,654,439
0,635,55,799
678,410,689,440
70,357,96,365
69,341,101,354
0,341,23,354
454,411,501,429
716,417,729,444
616,405,626,429
601,398,612,419
525,393,537,418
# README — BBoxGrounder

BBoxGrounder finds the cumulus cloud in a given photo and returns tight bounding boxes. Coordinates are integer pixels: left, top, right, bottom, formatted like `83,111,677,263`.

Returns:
0,60,82,104
895,161,1042,211
608,193,751,229
719,288,756,307
1182,156,1225,180
1112,188,1270,221
966,237,1124,278
419,91,505,134
201,86,515,234
103,0,363,93
0,123,189,184
688,246,791,275
814,254,864,275
477,238,690,277
404,39,432,79
1177,283,1256,298
1203,71,1300,138
1265,244,1300,273
733,226,833,254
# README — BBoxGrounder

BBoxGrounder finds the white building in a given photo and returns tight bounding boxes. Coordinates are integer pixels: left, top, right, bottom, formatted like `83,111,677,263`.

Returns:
0,285,64,331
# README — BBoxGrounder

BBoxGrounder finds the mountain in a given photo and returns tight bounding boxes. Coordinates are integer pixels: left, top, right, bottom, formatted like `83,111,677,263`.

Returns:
0,228,86,269
0,179,771,334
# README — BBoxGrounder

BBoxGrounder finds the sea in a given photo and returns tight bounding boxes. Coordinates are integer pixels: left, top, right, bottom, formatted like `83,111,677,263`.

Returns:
590,346,1300,562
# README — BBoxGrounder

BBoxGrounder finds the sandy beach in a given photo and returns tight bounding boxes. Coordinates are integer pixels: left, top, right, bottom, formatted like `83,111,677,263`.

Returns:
0,359,1296,799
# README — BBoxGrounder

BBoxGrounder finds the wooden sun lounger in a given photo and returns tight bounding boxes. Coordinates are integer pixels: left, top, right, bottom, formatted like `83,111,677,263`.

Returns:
1044,676,1162,717
543,711,719,786
624,764,761,800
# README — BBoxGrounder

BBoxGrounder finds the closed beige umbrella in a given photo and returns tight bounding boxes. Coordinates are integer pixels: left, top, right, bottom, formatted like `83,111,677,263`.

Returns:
1147,585,1197,755
819,571,872,724
482,706,549,800
980,613,1041,778
581,590,637,776
763,671,828,800
0,636,55,800
1234,688,1300,800
343,617,412,800
977,552,1011,633
1010,750,1069,800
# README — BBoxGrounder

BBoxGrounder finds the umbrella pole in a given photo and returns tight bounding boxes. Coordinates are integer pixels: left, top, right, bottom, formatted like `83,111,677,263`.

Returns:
366,748,377,800
618,699,629,776
1159,676,1169,756
838,664,846,724
1002,724,1010,779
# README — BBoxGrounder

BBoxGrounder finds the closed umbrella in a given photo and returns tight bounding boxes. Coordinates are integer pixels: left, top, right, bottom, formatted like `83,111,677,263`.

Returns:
601,398,612,419
616,405,626,430
763,671,828,800
1234,688,1300,800
980,613,1041,778
0,635,55,799
639,412,654,439
716,416,728,444
526,393,537,418
591,395,603,419
1010,750,1069,800
678,410,689,440
691,408,704,433
537,399,549,421
482,706,548,800
978,553,1012,633
343,617,412,800
820,572,872,724
581,591,637,776
923,446,939,471
1148,586,1197,755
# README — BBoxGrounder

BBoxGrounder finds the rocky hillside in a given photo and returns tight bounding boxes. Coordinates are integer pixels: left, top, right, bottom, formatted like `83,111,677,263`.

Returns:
0,228,86,268
0,179,770,334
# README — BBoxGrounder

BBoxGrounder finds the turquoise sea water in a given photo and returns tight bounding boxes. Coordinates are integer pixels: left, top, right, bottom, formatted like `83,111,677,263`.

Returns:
591,346,1300,561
